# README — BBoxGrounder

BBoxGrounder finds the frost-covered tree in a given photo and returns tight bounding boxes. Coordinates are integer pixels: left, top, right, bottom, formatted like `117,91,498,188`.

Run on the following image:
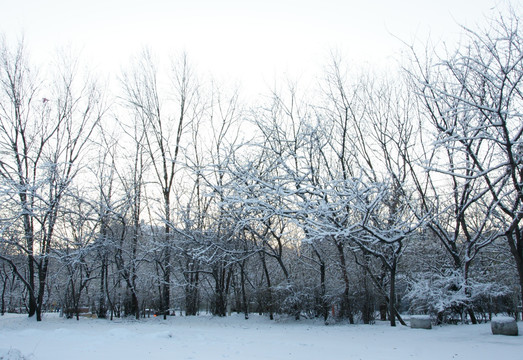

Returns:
407,7,523,316
121,50,199,318
0,38,104,320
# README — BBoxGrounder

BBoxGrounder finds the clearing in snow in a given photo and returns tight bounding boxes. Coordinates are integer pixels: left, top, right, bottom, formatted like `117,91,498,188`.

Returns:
0,313,521,360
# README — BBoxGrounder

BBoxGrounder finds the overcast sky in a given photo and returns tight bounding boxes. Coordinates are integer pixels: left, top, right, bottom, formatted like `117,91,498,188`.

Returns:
0,0,508,95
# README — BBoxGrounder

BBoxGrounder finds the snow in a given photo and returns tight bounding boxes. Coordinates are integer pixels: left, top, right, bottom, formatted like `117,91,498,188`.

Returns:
410,315,432,319
491,316,517,324
0,348,26,360
0,313,521,360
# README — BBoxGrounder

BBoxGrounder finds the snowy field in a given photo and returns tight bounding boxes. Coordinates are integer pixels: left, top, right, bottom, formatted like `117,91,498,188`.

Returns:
0,313,521,360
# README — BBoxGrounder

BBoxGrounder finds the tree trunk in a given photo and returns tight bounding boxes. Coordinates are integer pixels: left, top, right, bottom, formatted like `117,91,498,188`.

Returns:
463,261,478,324
320,260,328,321
185,264,200,316
1,276,6,315
389,262,397,327
312,247,328,321
260,252,273,320
361,272,372,324
98,257,107,319
336,241,354,323
131,291,139,320
26,256,36,318
21,199,37,318
240,261,249,319
35,254,51,322
212,266,227,317
507,231,523,321
162,206,171,319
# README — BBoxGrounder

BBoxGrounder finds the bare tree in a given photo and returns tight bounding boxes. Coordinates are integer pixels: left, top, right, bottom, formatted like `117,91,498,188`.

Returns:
0,38,104,320
406,8,523,317
115,119,147,320
121,50,198,318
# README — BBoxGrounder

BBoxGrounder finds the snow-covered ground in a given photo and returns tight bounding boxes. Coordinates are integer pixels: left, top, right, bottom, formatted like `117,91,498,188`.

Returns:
0,313,521,360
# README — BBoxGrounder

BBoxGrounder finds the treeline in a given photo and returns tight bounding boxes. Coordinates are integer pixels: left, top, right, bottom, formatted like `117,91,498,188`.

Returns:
0,8,521,325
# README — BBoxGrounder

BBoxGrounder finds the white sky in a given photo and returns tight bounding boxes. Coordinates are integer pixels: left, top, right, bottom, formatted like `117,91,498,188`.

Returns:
0,0,507,95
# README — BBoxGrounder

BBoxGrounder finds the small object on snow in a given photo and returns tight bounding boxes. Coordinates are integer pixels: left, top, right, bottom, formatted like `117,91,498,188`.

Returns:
410,315,432,329
491,316,518,336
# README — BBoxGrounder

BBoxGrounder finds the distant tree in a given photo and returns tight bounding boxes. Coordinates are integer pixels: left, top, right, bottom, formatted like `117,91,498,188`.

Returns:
54,188,98,320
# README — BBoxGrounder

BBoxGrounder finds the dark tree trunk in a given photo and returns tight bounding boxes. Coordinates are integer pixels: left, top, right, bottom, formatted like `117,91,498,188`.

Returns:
240,261,249,320
162,250,171,319
131,291,139,320
212,267,227,317
27,256,36,318
463,261,478,324
361,273,373,324
336,241,354,324
185,268,200,316
1,276,6,316
389,262,396,327
35,254,51,322
320,260,328,321
98,257,107,319
260,252,273,320
312,247,328,321
21,200,37,318
162,196,172,320
507,231,523,321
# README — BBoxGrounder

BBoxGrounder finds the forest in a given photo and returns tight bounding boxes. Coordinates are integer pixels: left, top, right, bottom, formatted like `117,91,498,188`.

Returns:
0,9,521,327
